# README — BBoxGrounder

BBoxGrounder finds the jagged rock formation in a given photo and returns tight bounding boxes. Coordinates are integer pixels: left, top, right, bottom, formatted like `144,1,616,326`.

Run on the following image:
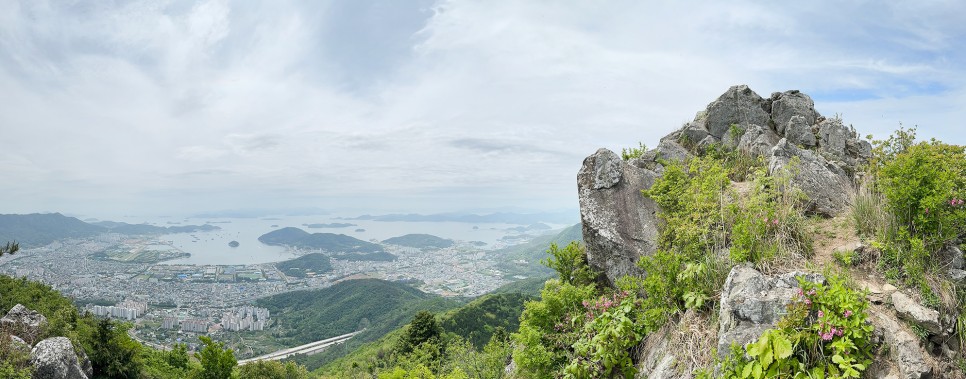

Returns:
575,86,961,379
2,303,47,345
578,148,660,286
1,304,91,379
30,337,90,379
717,266,824,357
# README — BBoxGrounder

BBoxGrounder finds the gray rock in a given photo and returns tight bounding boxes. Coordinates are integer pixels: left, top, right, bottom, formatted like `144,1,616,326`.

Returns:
578,148,660,286
949,269,966,282
697,135,719,151
635,327,680,379
938,245,964,270
783,115,817,148
769,138,854,217
737,124,780,158
717,265,824,356
891,292,943,335
653,139,693,164
770,90,820,135
705,85,771,139
1,304,47,344
30,337,89,379
817,118,851,162
869,310,933,379
681,122,711,146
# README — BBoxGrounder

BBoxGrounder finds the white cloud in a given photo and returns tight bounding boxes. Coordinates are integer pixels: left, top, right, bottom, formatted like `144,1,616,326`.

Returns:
0,0,964,217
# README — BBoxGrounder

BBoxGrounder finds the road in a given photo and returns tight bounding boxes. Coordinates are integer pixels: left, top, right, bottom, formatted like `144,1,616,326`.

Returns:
237,330,363,365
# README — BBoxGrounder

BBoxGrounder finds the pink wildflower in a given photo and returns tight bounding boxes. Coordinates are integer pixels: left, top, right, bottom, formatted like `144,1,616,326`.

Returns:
818,310,824,318
843,310,853,318
773,219,779,226
835,328,844,337
805,299,812,306
808,288,817,296
821,332,834,341
796,288,804,297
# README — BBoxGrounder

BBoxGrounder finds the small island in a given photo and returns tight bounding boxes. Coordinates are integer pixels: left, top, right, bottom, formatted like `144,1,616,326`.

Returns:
228,240,240,248
355,228,366,232
382,234,454,249
304,222,357,229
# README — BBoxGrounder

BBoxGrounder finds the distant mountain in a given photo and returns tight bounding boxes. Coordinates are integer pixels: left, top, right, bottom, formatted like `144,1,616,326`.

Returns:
381,234,454,249
92,221,219,235
275,253,333,278
304,223,356,229
0,213,220,247
347,210,578,225
0,213,104,247
258,227,384,254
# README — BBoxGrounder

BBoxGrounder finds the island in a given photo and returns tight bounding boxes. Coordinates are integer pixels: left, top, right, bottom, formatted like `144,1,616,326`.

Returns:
228,240,240,248
303,223,357,229
382,234,454,249
258,227,384,254
355,228,366,232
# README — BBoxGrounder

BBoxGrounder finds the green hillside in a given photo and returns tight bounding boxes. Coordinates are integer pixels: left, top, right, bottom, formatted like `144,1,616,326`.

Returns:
258,227,384,253
275,253,333,278
256,279,463,370
494,223,583,278
381,233,454,249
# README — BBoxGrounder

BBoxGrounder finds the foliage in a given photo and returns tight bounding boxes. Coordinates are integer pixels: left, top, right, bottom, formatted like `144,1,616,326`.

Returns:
727,164,811,264
702,143,764,182
512,279,598,377
237,360,312,379
397,311,443,355
720,276,874,379
90,318,143,378
851,179,891,239
1,241,18,256
620,142,647,161
193,336,237,379
440,293,531,349
565,291,647,378
541,242,596,287
0,324,32,379
275,253,332,278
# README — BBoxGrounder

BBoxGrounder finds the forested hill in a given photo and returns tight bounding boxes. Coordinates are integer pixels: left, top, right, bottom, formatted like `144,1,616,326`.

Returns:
257,227,384,253
0,213,218,247
381,234,454,249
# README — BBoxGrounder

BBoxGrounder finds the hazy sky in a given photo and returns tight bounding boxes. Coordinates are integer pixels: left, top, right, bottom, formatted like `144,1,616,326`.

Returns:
2,1,964,218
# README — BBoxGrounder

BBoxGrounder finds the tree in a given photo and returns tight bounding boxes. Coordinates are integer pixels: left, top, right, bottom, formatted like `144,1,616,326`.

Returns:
1,241,18,256
194,336,236,379
237,360,310,379
90,318,142,378
541,242,596,286
167,343,189,370
398,311,442,355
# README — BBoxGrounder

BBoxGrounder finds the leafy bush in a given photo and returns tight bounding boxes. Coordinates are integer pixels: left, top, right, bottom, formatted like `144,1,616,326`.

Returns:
620,142,648,161
721,276,874,378
727,164,811,265
512,279,597,377
565,291,647,378
542,242,597,287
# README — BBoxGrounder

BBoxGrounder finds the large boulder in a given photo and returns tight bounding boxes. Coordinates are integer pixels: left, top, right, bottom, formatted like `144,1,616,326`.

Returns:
783,115,817,148
704,85,771,139
769,138,854,217
737,124,781,158
30,337,89,379
2,304,47,344
578,148,660,286
769,90,820,134
717,266,824,357
817,118,851,163
891,292,944,336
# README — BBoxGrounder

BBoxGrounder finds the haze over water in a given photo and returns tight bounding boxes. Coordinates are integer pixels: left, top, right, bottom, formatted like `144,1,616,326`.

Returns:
119,215,542,265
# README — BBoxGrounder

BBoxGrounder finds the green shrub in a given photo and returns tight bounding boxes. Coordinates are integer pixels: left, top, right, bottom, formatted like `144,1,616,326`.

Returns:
512,279,597,377
542,242,597,287
721,275,874,378
620,142,647,161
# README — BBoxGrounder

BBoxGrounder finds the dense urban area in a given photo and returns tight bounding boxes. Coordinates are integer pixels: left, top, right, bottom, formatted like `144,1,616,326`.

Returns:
0,231,525,356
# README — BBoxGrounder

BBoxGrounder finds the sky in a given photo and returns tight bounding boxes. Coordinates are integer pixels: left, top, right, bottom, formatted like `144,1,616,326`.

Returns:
1,0,965,219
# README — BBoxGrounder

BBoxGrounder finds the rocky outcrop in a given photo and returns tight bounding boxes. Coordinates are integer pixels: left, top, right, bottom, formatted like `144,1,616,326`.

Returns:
892,292,944,336
704,85,771,139
635,326,678,379
30,337,89,379
578,149,660,286
769,139,854,216
2,304,47,344
869,310,934,379
717,266,824,356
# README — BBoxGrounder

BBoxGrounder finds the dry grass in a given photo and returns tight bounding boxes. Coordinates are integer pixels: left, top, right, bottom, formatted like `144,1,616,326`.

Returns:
667,309,720,376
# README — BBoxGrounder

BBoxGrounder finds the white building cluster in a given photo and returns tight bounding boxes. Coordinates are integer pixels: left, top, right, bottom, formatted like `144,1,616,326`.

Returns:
90,300,148,320
181,319,208,333
220,306,270,331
